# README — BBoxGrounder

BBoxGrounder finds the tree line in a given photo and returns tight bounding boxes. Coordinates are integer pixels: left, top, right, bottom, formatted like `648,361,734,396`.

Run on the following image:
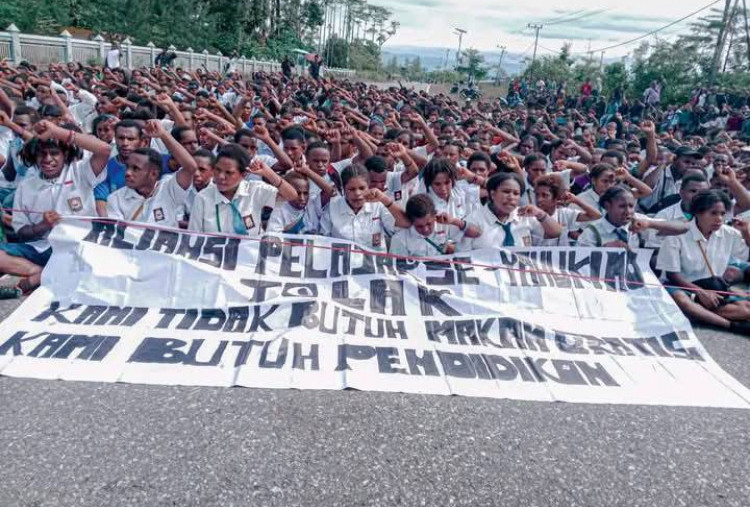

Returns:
0,0,399,66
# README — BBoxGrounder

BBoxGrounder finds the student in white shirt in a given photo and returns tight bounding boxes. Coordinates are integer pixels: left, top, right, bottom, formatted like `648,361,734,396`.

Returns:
578,186,688,250
460,151,492,207
305,140,342,196
179,149,215,228
320,165,410,252
423,157,484,222
364,145,420,207
0,120,110,292
267,165,335,234
657,189,750,334
106,120,197,227
460,172,563,251
533,174,601,246
188,144,298,236
645,173,710,249
574,163,652,213
390,194,481,257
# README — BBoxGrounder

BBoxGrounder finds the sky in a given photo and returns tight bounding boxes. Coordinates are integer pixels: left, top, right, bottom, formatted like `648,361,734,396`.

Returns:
369,0,722,60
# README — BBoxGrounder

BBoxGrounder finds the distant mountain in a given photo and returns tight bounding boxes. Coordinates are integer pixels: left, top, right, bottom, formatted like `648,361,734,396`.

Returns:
380,45,524,76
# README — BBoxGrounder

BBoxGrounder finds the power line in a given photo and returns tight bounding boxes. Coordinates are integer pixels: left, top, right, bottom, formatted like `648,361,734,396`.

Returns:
543,8,610,27
580,0,723,54
536,9,587,25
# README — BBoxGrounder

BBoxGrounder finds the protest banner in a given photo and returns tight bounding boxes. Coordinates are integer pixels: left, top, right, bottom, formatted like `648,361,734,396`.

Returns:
0,219,748,408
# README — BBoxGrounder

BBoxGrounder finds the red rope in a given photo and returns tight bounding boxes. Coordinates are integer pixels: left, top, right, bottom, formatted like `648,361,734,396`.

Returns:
5,207,750,299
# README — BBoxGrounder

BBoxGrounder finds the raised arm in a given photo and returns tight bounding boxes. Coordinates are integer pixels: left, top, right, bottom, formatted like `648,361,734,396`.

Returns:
248,159,299,202
143,119,197,190
366,188,410,229
33,120,110,176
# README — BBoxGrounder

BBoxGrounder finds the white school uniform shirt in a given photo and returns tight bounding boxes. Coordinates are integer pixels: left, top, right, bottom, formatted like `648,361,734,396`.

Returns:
577,217,641,250
319,196,395,252
68,89,98,133
572,188,603,213
539,207,582,247
428,186,469,220
267,196,322,234
188,179,278,235
106,173,188,227
455,180,482,217
639,165,680,211
178,182,212,221
460,205,544,251
13,155,106,252
390,224,463,257
644,201,692,248
656,221,749,282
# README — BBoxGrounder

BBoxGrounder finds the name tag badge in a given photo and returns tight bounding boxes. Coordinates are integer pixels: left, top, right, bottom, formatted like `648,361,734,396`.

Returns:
394,190,402,201
522,235,532,246
372,232,382,247
153,207,165,222
67,197,83,212
243,214,255,230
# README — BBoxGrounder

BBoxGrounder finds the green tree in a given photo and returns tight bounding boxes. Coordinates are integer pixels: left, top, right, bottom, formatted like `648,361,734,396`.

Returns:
456,48,487,81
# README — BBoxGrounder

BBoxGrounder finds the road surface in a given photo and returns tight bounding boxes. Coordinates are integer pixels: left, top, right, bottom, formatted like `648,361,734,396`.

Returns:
0,297,748,507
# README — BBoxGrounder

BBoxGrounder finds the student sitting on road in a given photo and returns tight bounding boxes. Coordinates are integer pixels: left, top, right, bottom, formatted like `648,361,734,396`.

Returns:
267,164,336,235
657,189,750,335
188,144,298,236
2,120,110,292
390,194,481,257
106,120,197,227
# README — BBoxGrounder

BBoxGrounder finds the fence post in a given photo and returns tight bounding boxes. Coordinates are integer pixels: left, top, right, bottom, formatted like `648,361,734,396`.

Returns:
122,37,132,69
240,56,247,76
146,42,156,67
6,24,21,64
202,49,209,68
59,30,73,63
94,34,106,63
217,51,223,73
187,47,194,70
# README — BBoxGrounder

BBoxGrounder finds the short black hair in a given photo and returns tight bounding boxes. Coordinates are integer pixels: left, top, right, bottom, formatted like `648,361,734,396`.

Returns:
599,186,633,208
171,126,195,143
590,162,616,179
132,147,164,173
364,155,388,174
281,126,305,143
423,157,456,190
193,148,216,164
681,172,709,188
691,189,732,215
487,172,524,193
341,164,369,188
216,144,251,172
234,128,255,144
467,151,491,169
115,119,145,137
405,194,436,221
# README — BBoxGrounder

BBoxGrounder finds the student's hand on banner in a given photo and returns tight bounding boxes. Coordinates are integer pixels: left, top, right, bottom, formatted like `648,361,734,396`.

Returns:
42,211,62,228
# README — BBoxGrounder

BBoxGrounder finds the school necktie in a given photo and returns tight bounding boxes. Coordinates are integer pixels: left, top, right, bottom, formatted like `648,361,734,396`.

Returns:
614,227,629,243
229,201,249,235
501,222,515,247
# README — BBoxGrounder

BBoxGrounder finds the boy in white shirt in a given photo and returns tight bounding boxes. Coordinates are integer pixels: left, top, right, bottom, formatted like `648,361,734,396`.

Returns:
390,194,481,257
267,165,336,234
0,120,111,292
106,120,197,227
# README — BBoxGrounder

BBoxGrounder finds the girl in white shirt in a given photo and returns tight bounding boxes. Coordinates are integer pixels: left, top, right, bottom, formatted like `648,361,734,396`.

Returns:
533,174,601,246
423,157,484,222
320,165,410,252
574,163,652,213
578,186,688,250
460,172,563,251
188,144,298,236
657,189,750,334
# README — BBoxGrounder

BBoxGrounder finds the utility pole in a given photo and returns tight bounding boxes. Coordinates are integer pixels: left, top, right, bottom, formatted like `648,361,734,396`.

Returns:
599,50,605,71
527,23,543,82
495,44,506,85
710,0,734,84
454,28,466,68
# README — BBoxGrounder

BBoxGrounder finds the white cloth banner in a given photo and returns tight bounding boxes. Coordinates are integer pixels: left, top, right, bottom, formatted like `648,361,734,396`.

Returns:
0,219,749,408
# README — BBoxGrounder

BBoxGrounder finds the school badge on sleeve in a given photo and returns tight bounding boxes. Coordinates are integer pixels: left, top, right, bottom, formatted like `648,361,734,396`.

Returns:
67,197,83,212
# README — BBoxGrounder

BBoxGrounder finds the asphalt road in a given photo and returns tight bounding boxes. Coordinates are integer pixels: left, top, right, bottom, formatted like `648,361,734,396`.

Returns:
0,297,749,507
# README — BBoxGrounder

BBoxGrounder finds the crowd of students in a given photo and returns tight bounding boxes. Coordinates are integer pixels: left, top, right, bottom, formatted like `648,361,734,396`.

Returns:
1,59,750,334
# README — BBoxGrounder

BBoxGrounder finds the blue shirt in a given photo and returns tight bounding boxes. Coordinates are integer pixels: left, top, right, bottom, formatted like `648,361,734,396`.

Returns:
94,155,170,202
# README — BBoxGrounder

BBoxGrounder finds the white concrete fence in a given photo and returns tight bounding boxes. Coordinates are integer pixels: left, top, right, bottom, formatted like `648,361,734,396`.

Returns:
0,24,355,78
